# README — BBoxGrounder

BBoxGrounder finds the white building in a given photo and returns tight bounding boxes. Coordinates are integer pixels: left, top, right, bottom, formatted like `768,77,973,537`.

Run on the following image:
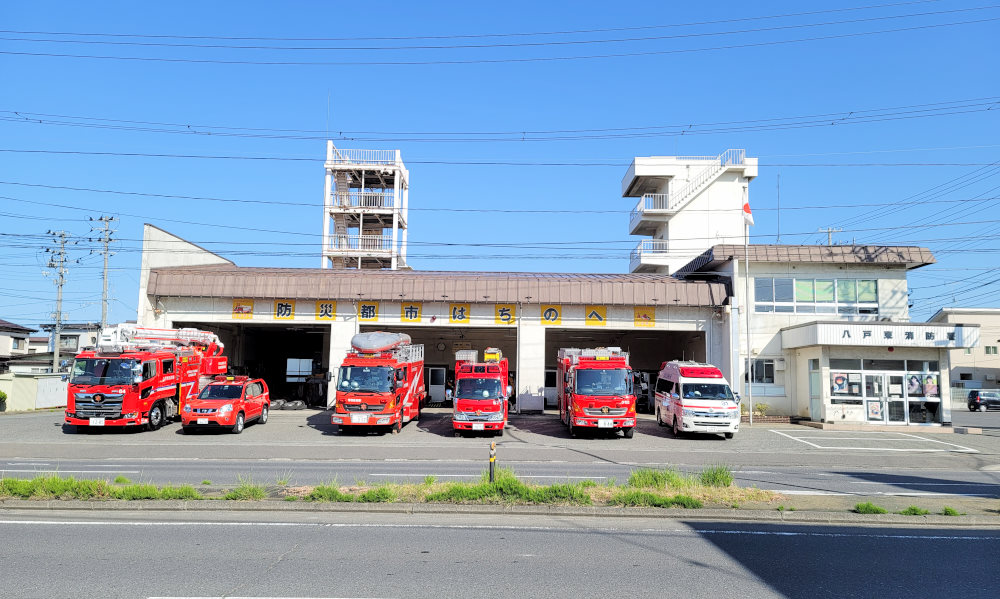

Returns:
321,142,410,270
927,308,1000,389
625,149,758,274
0,319,35,373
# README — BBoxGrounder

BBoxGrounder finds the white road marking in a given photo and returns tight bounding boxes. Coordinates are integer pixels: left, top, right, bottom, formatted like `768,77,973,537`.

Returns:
369,473,606,479
769,430,978,453
0,469,141,474
5,462,51,466
1,519,996,540
771,489,997,497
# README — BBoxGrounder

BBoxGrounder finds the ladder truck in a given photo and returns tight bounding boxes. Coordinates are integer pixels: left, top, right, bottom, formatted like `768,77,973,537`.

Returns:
331,332,426,434
64,324,228,431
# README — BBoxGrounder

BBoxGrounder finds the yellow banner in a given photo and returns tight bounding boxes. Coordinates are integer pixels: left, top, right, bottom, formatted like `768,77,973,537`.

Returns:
359,302,379,322
449,303,471,324
232,299,253,320
541,305,562,325
494,304,516,325
401,302,422,323
585,305,607,326
315,301,336,320
274,300,295,320
634,306,655,327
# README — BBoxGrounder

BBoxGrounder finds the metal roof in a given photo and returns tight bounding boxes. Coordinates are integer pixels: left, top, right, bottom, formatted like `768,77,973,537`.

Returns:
147,266,728,307
0,319,35,334
676,244,935,276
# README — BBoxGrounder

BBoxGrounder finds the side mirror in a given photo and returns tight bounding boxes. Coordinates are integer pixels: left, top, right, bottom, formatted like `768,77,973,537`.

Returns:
396,371,405,382
133,375,142,385
506,385,513,396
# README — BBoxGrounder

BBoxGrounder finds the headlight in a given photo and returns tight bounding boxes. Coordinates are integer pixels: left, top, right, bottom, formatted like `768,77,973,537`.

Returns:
454,412,469,421
488,412,504,421
183,405,192,413
682,409,694,417
219,404,233,413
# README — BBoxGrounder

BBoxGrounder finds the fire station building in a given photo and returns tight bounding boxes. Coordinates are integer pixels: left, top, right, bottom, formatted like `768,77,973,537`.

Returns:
135,149,978,427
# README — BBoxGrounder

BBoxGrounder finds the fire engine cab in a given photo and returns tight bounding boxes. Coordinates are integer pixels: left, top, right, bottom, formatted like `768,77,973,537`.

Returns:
557,347,637,438
452,348,510,436
332,332,426,434
64,324,228,431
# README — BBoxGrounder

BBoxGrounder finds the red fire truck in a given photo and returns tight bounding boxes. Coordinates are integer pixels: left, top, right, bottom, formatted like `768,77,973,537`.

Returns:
64,324,228,431
331,332,426,434
557,347,637,438
452,347,510,437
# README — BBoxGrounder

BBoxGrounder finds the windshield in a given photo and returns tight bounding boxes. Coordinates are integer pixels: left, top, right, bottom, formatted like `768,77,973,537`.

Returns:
198,384,244,400
70,358,136,385
457,378,503,400
338,366,393,393
575,368,632,396
681,383,735,400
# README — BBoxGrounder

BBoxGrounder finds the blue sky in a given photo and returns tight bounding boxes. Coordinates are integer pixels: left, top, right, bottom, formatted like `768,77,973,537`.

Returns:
1,0,997,331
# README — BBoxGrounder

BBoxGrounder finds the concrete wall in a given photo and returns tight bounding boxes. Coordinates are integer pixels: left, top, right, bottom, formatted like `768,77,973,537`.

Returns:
930,309,1000,388
0,373,66,412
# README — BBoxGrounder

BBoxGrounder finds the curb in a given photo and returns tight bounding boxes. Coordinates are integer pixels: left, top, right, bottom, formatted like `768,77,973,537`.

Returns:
2,499,999,527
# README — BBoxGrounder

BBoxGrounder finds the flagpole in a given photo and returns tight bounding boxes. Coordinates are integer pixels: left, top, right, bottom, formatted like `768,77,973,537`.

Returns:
744,185,753,427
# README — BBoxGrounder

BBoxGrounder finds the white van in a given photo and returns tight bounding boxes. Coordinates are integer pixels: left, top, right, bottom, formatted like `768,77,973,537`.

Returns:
654,361,740,439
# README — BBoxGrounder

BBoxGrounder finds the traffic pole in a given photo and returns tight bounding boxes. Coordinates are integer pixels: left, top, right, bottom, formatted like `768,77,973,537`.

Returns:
489,441,496,483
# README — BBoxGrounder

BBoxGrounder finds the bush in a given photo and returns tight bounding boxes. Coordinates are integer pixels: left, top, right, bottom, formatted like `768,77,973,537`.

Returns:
627,467,691,489
699,465,734,488
223,475,266,501
0,390,7,404
898,506,930,516
940,506,961,516
358,486,396,503
306,485,356,502
753,403,771,417
854,501,888,514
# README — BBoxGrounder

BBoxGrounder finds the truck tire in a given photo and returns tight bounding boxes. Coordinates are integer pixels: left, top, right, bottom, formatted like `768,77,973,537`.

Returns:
656,407,665,427
724,432,734,439
622,427,634,439
568,416,576,438
258,404,269,424
497,427,504,437
391,410,403,434
146,402,164,431
270,399,286,410
672,416,681,438
231,411,245,434
286,400,306,410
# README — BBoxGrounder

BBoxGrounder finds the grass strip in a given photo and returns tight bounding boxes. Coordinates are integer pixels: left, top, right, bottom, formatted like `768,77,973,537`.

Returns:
0,476,205,500
608,490,703,509
854,501,888,514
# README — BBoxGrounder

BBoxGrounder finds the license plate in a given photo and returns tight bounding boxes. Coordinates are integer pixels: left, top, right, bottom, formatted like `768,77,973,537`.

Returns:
89,417,105,426
350,414,370,424
705,426,722,432
472,423,485,431
197,418,209,425
597,419,613,428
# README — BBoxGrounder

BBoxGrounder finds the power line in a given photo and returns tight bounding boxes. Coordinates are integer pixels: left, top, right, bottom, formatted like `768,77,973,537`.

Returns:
1,16,996,66
3,5,993,51
0,1,945,42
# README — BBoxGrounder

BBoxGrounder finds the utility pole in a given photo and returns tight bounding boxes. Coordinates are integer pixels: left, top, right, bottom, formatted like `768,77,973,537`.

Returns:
818,226,843,246
45,230,70,373
90,216,116,330
776,174,781,244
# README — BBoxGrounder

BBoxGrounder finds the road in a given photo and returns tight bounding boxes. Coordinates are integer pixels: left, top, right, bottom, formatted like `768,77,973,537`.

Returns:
1,408,998,497
0,509,996,599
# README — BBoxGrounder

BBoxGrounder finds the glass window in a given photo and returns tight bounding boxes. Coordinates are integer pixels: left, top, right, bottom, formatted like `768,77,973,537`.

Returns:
774,278,794,302
795,280,815,302
796,305,816,314
774,305,795,313
809,359,820,371
987,346,998,355
162,359,174,374
545,371,557,387
905,360,939,371
59,336,78,349
837,279,857,303
858,280,878,303
751,359,775,384
755,277,774,302
838,305,859,315
142,361,156,381
906,374,925,397
755,304,774,313
964,348,972,355
815,280,835,302
830,359,862,369
830,371,862,403
858,306,879,315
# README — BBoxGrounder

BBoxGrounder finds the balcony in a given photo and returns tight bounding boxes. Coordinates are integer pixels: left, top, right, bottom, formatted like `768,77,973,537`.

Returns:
629,240,671,273
332,190,397,210
325,148,399,167
629,193,673,235
325,234,395,257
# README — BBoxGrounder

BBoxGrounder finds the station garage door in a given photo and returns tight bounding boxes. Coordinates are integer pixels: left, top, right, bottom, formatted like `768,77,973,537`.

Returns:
175,321,330,406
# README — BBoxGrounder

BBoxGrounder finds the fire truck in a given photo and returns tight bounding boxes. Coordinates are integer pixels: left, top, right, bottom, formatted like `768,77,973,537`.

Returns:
452,347,510,437
331,332,426,434
557,347,637,438
64,324,228,431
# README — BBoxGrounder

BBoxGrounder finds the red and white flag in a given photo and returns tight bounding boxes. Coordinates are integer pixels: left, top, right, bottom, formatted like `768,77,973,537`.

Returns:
742,198,755,227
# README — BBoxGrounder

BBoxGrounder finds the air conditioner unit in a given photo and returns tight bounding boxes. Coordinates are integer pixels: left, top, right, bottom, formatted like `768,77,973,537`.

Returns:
986,374,995,381
774,358,786,371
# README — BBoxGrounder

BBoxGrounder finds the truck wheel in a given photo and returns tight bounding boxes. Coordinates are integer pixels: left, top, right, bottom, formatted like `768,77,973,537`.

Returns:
724,432,734,439
622,427,634,439
672,416,681,437
980,404,988,413
259,404,268,424
391,411,402,434
497,427,504,437
454,430,462,438
231,412,245,434
568,416,576,438
146,402,164,431
656,407,665,427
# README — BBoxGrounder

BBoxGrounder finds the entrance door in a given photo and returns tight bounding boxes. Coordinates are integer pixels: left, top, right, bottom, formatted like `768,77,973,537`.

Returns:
427,367,447,404
865,374,906,424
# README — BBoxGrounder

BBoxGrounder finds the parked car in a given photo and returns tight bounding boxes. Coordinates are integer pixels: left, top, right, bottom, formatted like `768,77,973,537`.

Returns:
967,390,1000,412
182,375,270,433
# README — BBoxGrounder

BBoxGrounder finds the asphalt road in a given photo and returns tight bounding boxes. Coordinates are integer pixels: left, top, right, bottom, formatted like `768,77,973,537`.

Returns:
0,510,996,599
1,408,998,497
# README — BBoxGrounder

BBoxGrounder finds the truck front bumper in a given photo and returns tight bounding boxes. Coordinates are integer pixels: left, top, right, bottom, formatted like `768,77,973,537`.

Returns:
453,420,505,431
332,412,397,426
65,413,147,427
571,417,636,429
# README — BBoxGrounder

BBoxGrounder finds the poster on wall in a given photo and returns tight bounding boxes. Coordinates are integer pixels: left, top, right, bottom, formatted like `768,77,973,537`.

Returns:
907,375,924,396
832,373,849,394
867,400,883,420
923,374,939,397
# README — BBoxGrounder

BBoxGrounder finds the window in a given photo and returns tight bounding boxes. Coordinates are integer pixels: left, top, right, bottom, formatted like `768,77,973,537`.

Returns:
655,378,674,394
162,359,174,374
142,361,156,381
544,371,557,387
749,359,775,384
59,336,78,350
11,338,22,350
965,348,973,355
960,373,973,381
755,277,878,315
987,346,998,355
